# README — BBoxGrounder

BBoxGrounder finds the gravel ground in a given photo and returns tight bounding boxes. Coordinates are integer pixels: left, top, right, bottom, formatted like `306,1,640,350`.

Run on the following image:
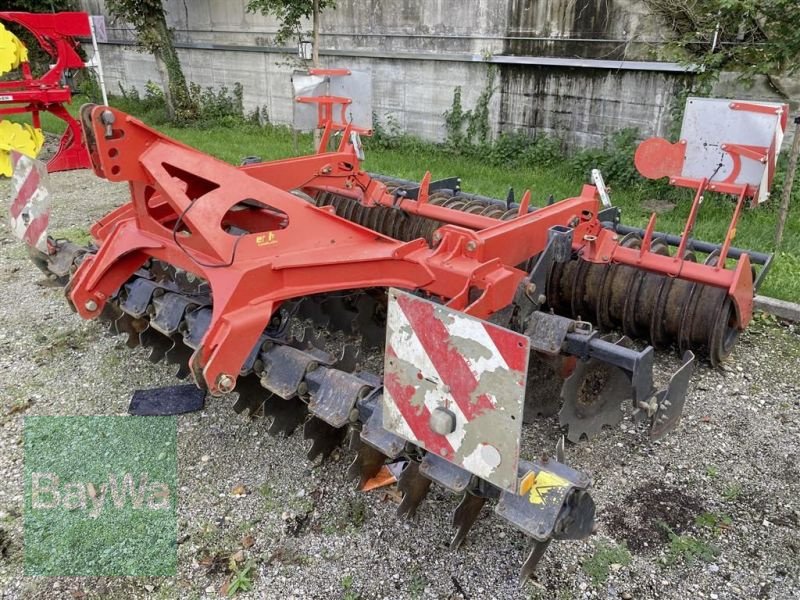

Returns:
1,170,799,600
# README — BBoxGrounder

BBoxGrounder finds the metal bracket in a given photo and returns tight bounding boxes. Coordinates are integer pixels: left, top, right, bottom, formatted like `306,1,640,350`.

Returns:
513,225,573,330
495,459,593,542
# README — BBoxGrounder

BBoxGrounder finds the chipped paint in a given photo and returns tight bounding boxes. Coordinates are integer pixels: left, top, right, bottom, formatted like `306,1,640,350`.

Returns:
382,288,529,492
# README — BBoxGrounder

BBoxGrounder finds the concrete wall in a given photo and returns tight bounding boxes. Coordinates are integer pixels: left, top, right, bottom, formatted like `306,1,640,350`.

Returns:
78,0,793,149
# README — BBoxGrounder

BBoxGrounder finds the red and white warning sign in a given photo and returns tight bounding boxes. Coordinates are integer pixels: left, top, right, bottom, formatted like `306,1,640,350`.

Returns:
382,288,530,492
8,151,50,253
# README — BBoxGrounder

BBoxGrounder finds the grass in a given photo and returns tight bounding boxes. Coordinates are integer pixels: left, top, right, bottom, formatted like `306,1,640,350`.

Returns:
582,541,632,586
11,94,800,301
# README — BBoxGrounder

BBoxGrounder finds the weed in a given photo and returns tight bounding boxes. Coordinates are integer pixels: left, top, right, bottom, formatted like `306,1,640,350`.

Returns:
225,559,256,596
722,483,742,503
346,497,368,529
582,541,632,586
341,574,360,600
660,523,719,565
257,483,277,510
408,567,427,598
695,512,732,536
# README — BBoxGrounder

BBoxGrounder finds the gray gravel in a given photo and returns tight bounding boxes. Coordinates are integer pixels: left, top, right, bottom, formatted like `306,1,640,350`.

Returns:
1,170,799,600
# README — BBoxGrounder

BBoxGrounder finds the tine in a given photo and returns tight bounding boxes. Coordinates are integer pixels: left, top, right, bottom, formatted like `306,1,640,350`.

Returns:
556,436,566,464
355,294,386,349
449,492,486,550
297,297,330,328
346,443,386,490
99,302,122,332
347,427,362,451
303,416,347,462
263,395,308,436
323,296,358,334
165,334,193,380
232,376,269,417
519,540,552,581
115,313,146,348
333,344,360,373
396,461,431,519
139,325,171,364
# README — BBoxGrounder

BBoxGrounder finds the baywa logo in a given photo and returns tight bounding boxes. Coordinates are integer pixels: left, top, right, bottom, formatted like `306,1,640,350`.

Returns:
31,472,172,517
24,416,178,576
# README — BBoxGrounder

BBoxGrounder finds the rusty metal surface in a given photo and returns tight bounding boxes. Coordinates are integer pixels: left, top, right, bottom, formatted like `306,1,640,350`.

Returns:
548,253,737,366
383,289,530,492
559,335,633,443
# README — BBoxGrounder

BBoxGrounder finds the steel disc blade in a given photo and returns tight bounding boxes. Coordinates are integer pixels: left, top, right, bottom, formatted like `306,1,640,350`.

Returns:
303,416,346,462
559,337,632,443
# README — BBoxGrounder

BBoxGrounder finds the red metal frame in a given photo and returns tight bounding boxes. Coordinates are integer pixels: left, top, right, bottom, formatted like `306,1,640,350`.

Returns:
634,100,787,207
67,106,754,395
295,67,372,148
0,11,91,172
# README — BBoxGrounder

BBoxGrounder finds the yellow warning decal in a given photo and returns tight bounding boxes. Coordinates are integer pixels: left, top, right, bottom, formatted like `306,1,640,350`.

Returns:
527,470,572,505
256,231,277,246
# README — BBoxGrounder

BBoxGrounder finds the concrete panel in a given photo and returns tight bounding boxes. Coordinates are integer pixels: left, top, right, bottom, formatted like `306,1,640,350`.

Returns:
498,65,689,148
77,0,795,150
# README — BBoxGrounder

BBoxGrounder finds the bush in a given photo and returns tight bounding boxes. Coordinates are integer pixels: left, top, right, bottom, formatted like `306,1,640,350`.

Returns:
486,132,565,169
569,128,641,187
113,81,264,130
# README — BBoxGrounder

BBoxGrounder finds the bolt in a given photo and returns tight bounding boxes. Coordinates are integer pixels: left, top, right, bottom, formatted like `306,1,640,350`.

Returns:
297,382,308,396
349,408,360,423
538,294,547,305
217,373,235,394
100,109,115,138
465,240,477,252
429,407,457,435
84,299,97,312
525,282,537,296
432,231,442,244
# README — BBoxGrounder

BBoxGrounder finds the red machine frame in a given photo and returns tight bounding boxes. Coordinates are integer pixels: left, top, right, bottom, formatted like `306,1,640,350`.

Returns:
67,106,754,396
0,11,91,172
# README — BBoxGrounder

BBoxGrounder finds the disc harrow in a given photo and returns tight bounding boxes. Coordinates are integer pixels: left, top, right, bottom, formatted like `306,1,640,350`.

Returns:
9,104,767,580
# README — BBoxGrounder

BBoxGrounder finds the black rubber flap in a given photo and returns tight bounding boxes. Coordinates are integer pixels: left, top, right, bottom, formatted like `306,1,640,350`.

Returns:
128,384,206,416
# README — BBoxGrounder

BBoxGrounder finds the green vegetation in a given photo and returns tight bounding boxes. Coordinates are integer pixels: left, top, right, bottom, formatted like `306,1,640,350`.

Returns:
341,574,361,600
51,226,92,246
225,559,256,596
582,541,632,586
408,568,428,599
695,512,733,536
645,0,800,94
10,83,800,302
723,483,743,502
664,529,719,565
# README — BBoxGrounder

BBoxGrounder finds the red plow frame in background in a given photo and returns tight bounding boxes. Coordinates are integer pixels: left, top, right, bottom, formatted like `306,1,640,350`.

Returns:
0,11,92,172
